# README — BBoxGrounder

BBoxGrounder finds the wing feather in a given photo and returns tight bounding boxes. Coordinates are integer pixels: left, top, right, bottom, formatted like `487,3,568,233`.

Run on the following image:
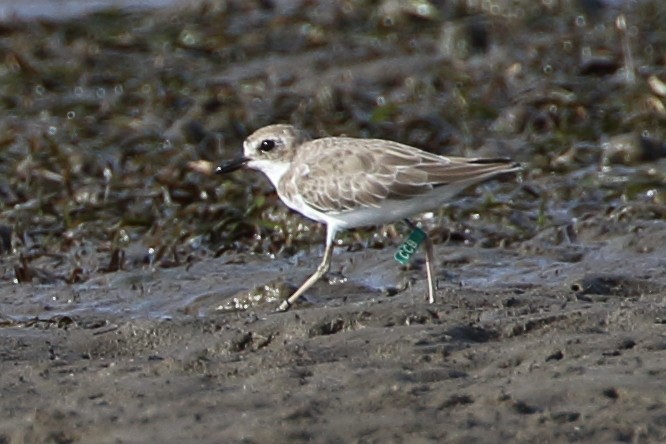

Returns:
283,137,516,214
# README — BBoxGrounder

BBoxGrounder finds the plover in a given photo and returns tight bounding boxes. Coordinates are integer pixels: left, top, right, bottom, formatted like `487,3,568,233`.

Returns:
217,124,520,311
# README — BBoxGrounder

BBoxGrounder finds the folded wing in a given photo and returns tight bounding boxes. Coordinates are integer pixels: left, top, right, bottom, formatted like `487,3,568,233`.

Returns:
285,138,518,214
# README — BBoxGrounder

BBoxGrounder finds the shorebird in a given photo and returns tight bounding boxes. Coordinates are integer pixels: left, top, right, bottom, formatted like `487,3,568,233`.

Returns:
217,124,520,311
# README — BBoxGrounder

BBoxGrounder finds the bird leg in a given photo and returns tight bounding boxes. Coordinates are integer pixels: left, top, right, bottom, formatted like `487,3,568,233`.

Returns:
277,239,334,312
404,219,436,304
423,234,436,304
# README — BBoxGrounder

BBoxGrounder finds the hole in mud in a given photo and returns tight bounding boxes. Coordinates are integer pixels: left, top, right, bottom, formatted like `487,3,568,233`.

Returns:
308,318,346,337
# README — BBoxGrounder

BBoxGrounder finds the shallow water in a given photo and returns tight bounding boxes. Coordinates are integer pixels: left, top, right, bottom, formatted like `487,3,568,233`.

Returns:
0,0,186,20
2,216,664,324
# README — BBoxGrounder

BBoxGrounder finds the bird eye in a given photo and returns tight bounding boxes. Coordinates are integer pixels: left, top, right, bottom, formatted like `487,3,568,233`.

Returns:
259,139,276,152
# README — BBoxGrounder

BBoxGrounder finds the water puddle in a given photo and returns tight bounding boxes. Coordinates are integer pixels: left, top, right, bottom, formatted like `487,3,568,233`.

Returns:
2,219,663,323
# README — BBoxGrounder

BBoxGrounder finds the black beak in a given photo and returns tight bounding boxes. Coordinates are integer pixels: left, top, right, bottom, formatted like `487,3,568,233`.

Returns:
215,157,250,174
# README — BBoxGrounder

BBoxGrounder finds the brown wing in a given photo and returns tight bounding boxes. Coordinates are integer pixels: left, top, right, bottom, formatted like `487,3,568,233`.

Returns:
288,137,517,213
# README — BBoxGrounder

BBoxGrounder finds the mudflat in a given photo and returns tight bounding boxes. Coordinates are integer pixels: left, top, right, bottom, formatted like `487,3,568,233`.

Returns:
0,1,665,443
2,215,666,442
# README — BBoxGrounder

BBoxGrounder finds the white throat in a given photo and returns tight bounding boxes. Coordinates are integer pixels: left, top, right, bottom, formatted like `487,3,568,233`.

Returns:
247,159,291,188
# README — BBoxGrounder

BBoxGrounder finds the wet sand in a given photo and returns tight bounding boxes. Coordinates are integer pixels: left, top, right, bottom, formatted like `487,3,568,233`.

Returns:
1,216,666,443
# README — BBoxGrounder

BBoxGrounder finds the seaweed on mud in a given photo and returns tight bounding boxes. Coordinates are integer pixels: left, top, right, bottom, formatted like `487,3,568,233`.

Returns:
0,0,661,291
